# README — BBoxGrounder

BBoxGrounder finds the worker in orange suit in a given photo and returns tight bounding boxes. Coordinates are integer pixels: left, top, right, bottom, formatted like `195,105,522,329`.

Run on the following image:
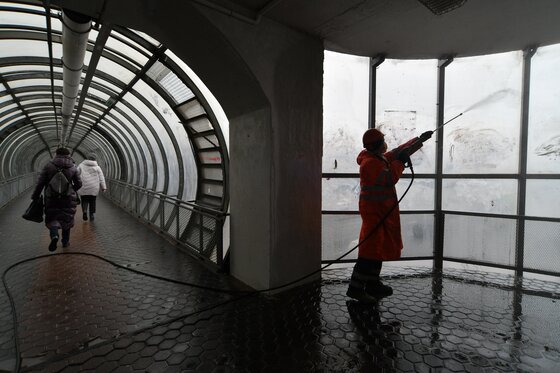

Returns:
347,128,432,303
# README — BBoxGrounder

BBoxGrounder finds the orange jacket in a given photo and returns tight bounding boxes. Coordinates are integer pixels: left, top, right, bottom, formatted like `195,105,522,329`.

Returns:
357,138,421,260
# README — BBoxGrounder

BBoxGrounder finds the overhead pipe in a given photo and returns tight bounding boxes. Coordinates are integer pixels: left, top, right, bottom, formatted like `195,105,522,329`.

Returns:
60,9,91,146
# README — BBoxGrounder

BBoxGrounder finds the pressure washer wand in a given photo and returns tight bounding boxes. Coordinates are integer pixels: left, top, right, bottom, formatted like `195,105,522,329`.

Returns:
432,112,463,133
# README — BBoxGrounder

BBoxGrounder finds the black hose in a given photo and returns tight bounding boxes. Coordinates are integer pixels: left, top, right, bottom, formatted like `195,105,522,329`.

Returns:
2,161,416,372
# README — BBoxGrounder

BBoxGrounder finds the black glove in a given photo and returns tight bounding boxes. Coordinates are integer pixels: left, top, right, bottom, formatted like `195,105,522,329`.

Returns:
419,131,433,142
397,148,411,166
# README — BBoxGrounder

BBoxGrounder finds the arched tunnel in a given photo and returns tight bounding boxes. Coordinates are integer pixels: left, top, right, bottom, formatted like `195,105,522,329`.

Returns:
1,1,560,372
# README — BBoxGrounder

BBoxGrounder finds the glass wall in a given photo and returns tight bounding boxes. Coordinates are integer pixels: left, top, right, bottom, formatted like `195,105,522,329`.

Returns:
322,46,560,277
323,53,438,261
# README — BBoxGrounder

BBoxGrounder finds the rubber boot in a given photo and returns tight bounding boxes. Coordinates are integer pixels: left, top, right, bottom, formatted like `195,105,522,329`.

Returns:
366,277,393,298
346,270,378,304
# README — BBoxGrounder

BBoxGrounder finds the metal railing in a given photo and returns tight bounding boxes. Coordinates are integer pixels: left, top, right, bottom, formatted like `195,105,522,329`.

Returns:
106,179,229,269
0,173,38,209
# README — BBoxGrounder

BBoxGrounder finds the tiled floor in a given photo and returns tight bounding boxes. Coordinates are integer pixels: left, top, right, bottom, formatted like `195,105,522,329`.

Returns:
1,193,559,372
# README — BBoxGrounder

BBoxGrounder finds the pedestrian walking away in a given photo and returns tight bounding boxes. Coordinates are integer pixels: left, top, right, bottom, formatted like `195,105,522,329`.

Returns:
347,128,433,304
31,147,82,252
77,153,107,222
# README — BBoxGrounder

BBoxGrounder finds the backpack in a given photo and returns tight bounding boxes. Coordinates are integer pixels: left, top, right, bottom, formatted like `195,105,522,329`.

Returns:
45,164,73,199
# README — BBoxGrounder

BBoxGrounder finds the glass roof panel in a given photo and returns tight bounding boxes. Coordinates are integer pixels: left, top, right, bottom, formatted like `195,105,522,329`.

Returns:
0,65,52,74
111,29,153,56
0,40,49,58
147,61,194,104
177,99,206,119
94,55,135,85
8,78,62,89
91,76,121,95
166,49,229,148
133,78,197,198
0,2,44,11
49,14,63,33
131,29,160,47
0,95,12,104
0,114,25,131
17,98,52,106
105,34,149,66
81,102,105,117
0,9,45,28
0,102,19,115
86,86,111,102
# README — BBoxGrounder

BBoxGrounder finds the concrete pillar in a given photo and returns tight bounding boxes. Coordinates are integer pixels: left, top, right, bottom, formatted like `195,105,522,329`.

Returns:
54,0,324,291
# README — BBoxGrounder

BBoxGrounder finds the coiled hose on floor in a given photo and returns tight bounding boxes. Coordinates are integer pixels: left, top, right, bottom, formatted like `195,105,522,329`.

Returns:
2,164,416,373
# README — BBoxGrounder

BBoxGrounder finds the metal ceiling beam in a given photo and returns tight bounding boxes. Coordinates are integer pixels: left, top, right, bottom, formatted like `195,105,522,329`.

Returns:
71,45,166,151
0,73,52,157
43,1,61,141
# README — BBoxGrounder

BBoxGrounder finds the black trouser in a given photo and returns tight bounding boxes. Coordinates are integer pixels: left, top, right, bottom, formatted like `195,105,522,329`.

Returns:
81,195,97,214
348,258,383,291
355,258,383,276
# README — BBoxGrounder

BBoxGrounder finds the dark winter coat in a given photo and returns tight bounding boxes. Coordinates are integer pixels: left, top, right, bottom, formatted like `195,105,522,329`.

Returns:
31,155,82,230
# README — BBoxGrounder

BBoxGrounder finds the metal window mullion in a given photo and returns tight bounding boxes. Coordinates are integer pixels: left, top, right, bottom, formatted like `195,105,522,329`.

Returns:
368,55,385,129
516,47,537,278
434,57,453,272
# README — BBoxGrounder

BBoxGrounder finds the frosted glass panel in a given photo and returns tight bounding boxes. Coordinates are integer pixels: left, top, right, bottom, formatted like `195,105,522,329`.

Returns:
1,11,45,28
444,214,516,266
0,40,48,58
397,178,434,211
443,179,517,214
177,100,206,119
199,151,221,164
8,79,62,89
106,35,148,66
95,55,135,85
322,214,360,261
322,178,359,211
129,79,196,198
526,180,560,218
0,65,51,74
323,51,369,173
401,214,434,257
528,44,560,173
376,59,438,173
444,52,522,173
524,220,560,272
201,167,222,181
165,50,230,148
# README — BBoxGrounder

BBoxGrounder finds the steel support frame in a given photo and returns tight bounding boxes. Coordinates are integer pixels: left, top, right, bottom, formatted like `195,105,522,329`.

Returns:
515,47,537,278
434,57,453,272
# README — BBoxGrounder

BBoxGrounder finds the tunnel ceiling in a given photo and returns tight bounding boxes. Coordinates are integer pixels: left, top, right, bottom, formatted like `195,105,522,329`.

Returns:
0,1,229,210
201,0,560,59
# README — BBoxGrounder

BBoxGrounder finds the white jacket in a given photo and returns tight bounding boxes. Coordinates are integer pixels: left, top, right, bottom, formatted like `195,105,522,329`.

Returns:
77,160,106,196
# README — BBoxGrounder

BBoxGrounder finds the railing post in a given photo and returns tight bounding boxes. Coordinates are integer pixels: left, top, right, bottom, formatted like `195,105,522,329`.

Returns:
199,210,204,254
160,195,165,231
216,216,223,267
176,202,180,240
147,192,151,222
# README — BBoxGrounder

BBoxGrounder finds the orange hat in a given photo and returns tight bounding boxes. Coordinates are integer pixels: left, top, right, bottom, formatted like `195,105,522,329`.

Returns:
362,128,384,147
